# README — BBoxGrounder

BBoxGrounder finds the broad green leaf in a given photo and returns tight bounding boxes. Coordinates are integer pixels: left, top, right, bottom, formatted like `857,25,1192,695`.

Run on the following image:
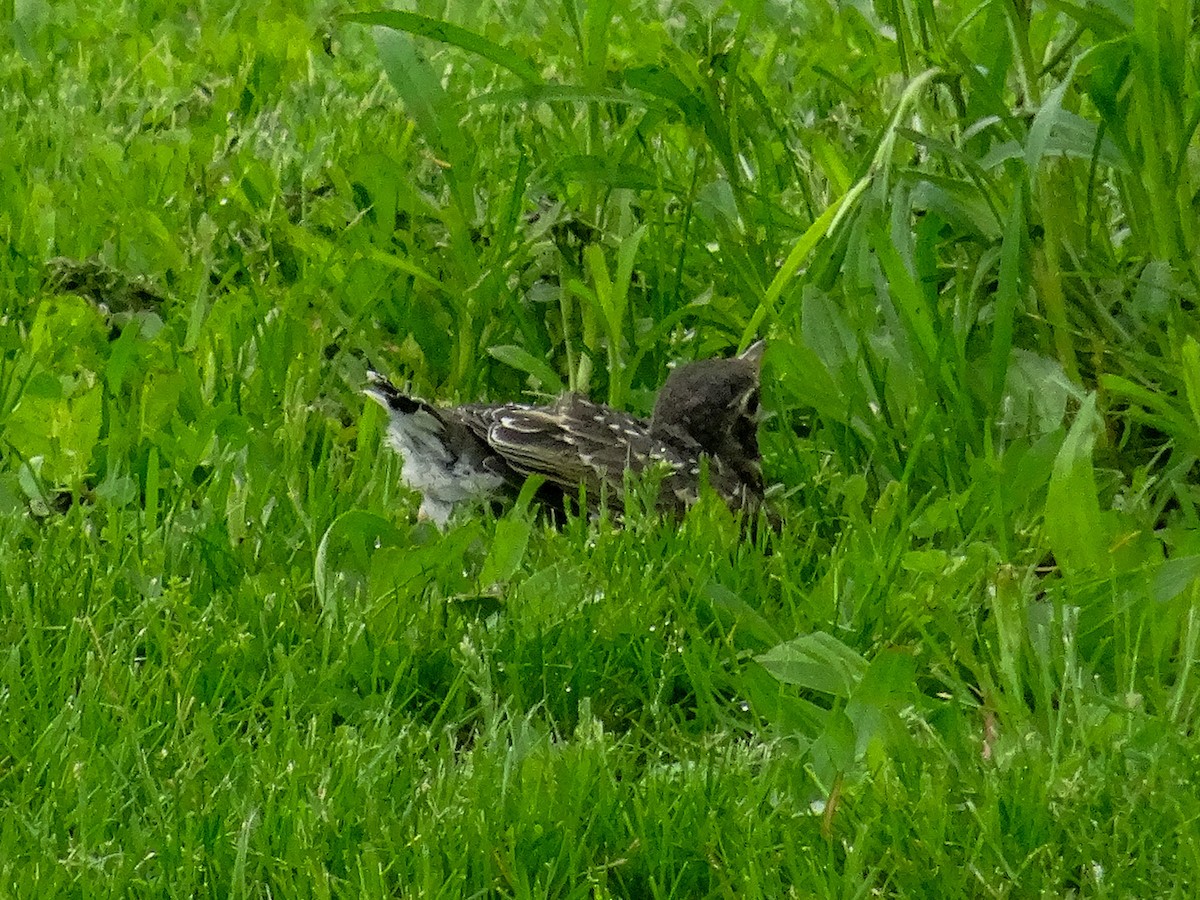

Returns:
1003,350,1082,437
364,247,446,291
767,340,846,425
487,345,566,394
846,648,916,754
6,377,103,485
901,549,950,573
372,27,454,153
623,64,697,115
810,708,856,787
1181,336,1200,430
849,649,916,711
553,155,664,192
990,187,1024,409
478,515,532,587
702,583,782,649
740,662,827,737
1155,556,1200,604
991,564,1026,701
478,479,541,586
370,25,477,221
800,286,858,380
872,218,937,366
757,632,867,698
105,314,142,396
316,511,407,616
1044,394,1109,575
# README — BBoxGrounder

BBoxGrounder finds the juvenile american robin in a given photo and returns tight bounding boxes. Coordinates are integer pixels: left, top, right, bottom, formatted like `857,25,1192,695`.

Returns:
364,342,765,527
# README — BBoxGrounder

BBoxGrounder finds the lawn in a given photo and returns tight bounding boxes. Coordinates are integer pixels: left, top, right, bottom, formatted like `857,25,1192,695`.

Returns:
2,0,1199,896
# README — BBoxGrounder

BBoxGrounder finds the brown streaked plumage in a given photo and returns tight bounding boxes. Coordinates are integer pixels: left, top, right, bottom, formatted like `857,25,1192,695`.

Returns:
364,342,765,527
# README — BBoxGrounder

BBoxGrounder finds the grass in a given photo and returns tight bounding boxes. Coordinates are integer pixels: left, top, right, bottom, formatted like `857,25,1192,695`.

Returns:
1,0,1199,895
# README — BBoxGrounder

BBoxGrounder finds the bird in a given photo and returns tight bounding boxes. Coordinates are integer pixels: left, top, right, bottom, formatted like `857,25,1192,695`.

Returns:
364,342,766,527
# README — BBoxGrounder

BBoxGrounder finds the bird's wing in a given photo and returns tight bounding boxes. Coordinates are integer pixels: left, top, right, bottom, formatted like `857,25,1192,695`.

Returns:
473,394,697,509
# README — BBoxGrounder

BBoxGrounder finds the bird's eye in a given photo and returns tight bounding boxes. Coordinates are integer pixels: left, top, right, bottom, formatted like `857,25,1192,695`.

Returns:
739,388,761,420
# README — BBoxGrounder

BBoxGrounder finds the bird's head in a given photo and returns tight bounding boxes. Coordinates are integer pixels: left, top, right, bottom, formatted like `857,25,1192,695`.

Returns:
650,341,765,488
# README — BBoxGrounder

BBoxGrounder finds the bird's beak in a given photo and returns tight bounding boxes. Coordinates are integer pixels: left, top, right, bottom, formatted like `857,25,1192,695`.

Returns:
363,371,393,410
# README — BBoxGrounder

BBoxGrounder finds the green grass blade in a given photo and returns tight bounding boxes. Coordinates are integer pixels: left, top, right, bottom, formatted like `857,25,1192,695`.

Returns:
990,183,1024,410
345,11,543,85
